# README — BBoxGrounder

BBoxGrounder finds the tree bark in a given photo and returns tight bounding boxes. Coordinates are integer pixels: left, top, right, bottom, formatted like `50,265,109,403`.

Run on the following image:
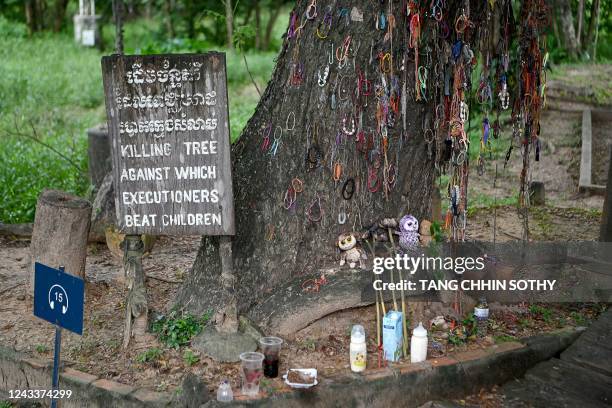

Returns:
556,0,579,58
263,3,281,50
583,0,600,56
225,0,234,49
176,1,437,327
163,0,174,38
53,0,68,32
29,190,92,296
576,0,584,46
24,0,36,35
254,0,261,50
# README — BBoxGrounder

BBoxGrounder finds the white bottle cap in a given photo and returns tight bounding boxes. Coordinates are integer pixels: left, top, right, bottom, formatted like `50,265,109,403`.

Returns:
351,324,366,343
412,322,427,337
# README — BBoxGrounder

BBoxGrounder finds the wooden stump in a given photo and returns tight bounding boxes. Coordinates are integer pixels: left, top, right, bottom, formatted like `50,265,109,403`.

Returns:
29,190,92,296
87,125,111,190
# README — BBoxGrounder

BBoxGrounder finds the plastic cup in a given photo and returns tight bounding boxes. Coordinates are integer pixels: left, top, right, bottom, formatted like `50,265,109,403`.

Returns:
259,337,283,378
239,352,264,396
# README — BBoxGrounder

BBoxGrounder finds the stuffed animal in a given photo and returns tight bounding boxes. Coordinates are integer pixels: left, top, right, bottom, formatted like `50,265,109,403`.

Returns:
338,232,367,269
398,214,420,254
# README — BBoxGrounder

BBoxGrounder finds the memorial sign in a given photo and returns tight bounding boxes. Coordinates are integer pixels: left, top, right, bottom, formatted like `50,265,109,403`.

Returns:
101,53,235,235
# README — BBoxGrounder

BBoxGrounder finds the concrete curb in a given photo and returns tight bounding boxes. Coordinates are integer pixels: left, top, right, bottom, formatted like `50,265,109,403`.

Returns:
0,327,583,407
0,347,174,407
208,327,584,407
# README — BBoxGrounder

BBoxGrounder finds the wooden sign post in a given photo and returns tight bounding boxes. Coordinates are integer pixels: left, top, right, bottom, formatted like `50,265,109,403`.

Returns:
101,53,235,346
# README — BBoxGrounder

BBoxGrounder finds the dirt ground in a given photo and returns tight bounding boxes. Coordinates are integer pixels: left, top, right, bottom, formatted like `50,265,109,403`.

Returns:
0,70,610,397
0,232,604,396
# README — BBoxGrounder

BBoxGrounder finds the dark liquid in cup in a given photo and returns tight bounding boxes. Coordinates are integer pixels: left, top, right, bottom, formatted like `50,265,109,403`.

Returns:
263,358,279,378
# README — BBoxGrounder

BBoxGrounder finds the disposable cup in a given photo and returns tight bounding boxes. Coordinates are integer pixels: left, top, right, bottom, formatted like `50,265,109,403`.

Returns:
239,352,264,396
259,337,283,378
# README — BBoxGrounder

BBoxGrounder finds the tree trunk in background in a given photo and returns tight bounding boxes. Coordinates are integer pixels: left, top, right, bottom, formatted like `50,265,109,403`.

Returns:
263,3,281,50
24,1,35,35
584,0,600,57
576,0,584,46
225,0,234,49
557,0,579,58
53,0,68,32
254,0,261,50
164,0,174,38
176,1,438,327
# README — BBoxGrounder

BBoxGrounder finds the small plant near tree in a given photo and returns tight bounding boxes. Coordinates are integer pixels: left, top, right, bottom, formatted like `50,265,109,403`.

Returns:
136,347,163,364
570,311,587,326
182,349,200,366
494,334,517,344
151,310,212,349
529,305,553,323
0,401,13,408
35,344,49,353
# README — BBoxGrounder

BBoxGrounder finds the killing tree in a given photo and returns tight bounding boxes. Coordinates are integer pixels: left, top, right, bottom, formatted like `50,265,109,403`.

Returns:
175,0,546,334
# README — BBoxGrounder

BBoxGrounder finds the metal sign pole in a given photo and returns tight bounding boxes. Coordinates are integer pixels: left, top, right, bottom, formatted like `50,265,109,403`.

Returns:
51,324,62,408
50,265,65,408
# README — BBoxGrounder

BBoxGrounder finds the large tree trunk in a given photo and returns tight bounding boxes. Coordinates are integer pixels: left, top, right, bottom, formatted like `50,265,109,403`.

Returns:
176,1,439,328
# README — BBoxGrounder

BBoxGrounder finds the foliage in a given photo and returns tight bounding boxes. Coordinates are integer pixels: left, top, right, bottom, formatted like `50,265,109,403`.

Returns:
35,344,49,353
151,310,212,349
136,347,163,364
0,33,102,223
529,304,554,323
429,221,445,243
182,348,200,366
0,401,13,408
0,16,27,38
462,315,477,337
570,311,587,325
494,334,517,344
0,17,279,223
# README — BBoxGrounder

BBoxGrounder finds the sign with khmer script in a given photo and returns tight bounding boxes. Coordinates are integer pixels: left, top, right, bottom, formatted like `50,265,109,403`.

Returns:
101,53,235,235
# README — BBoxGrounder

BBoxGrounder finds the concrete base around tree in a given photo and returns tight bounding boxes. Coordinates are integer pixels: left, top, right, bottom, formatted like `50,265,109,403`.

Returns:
0,326,590,407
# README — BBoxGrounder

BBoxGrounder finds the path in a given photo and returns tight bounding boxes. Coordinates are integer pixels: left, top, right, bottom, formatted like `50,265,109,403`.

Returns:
424,308,612,407
500,308,612,407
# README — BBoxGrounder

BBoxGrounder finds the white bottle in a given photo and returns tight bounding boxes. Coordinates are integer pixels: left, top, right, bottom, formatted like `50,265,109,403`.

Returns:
216,380,233,402
410,322,428,363
350,324,367,372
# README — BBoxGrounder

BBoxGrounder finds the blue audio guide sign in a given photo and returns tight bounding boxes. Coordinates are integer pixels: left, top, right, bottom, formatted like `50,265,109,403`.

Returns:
33,262,84,335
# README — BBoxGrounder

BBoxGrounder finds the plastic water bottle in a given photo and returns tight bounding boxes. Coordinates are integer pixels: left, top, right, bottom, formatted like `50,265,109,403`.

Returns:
474,297,489,337
216,380,233,402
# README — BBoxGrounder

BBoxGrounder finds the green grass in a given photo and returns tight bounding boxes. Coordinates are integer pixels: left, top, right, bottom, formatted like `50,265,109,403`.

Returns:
0,18,278,224
548,63,612,105
0,32,102,223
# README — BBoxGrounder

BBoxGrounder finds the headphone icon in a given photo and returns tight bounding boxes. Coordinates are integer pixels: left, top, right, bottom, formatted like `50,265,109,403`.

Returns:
48,285,69,315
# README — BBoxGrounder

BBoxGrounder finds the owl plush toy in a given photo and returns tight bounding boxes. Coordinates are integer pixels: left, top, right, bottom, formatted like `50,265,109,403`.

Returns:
338,232,367,269
398,215,420,254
